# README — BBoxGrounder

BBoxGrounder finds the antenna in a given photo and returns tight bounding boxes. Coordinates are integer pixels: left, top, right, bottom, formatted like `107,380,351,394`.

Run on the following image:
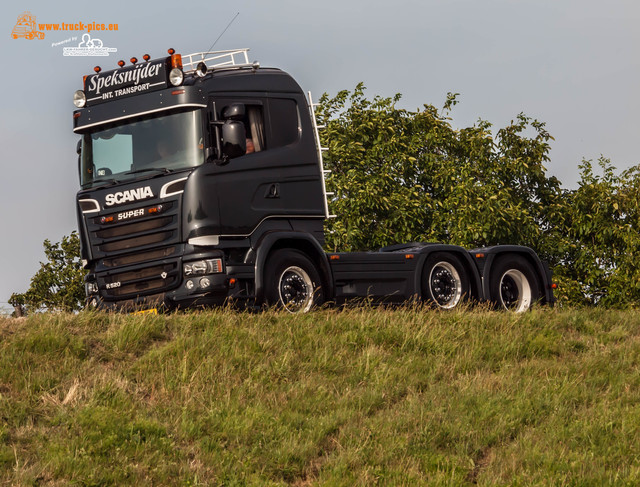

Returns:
207,12,240,53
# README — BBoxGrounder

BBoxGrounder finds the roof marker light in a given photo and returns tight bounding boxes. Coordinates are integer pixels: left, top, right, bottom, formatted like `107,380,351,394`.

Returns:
167,48,175,55
143,54,150,61
117,60,125,67
130,57,138,64
94,66,101,73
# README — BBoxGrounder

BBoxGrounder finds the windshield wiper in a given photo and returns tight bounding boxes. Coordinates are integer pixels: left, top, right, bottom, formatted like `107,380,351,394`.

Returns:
88,177,122,189
85,167,175,189
122,167,173,176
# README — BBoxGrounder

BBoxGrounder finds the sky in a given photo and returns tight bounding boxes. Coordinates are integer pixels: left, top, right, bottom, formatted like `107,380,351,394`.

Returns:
1,0,639,311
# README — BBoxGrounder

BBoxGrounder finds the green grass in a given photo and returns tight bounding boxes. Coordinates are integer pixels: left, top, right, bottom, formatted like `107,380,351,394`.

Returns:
1,307,640,485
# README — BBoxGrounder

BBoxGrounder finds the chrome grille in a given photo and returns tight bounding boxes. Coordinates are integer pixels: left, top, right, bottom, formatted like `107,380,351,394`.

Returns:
96,217,172,239
86,197,183,299
100,231,173,252
87,200,179,259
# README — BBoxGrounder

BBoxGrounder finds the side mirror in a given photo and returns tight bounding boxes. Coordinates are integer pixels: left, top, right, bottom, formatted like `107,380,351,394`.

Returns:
223,103,245,120
76,139,82,155
221,121,247,159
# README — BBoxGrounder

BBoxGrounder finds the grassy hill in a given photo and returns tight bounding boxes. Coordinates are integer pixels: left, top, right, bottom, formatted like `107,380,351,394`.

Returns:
1,307,639,485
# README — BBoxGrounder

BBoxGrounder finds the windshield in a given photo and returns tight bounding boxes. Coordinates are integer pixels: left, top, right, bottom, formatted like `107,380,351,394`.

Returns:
80,109,204,188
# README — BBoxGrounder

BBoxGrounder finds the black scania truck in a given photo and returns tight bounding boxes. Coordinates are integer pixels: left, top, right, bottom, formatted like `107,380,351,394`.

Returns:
73,48,554,313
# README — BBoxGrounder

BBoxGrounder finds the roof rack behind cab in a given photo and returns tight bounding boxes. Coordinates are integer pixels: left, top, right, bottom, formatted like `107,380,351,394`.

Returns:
181,48,259,74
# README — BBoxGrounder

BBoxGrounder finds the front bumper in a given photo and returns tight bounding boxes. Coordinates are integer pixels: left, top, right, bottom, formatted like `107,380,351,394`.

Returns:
84,251,241,311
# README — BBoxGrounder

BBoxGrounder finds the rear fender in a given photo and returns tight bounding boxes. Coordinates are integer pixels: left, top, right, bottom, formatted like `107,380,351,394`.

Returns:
474,246,554,304
413,245,483,301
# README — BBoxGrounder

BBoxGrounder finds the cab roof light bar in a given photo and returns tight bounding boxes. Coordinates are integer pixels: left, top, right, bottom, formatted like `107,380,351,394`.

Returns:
74,48,260,104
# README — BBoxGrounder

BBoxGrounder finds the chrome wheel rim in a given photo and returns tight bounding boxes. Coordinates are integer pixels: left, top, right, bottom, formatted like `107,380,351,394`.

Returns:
499,269,531,312
428,261,463,309
278,266,314,313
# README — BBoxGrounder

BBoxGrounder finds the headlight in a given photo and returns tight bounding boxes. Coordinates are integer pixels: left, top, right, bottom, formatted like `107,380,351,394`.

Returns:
85,282,98,295
183,258,223,276
73,90,86,108
169,68,184,86
188,261,207,275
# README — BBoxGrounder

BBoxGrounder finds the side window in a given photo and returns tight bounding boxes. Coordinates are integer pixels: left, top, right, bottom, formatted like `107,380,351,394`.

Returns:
217,97,299,157
218,101,266,155
268,98,299,148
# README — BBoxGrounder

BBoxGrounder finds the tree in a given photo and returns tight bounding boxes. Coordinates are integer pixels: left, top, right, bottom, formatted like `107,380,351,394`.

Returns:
9,232,85,313
554,158,640,307
317,84,565,260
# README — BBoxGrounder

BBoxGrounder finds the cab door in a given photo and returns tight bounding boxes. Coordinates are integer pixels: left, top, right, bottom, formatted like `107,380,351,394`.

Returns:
210,94,325,238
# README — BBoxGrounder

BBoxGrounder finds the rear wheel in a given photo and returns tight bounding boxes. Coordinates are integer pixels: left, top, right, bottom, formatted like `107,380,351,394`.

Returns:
422,253,469,309
264,249,323,312
489,255,540,312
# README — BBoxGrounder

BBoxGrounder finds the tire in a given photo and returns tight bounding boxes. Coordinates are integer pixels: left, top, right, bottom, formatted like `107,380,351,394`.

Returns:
489,255,541,312
264,249,324,312
422,252,469,309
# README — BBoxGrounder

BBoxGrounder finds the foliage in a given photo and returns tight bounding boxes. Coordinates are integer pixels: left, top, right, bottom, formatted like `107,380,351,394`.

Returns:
2,308,640,484
554,158,640,307
317,84,565,258
9,232,85,313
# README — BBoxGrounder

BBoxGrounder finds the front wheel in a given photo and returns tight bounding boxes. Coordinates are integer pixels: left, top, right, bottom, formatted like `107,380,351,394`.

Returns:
489,255,540,312
264,249,324,312
422,253,469,309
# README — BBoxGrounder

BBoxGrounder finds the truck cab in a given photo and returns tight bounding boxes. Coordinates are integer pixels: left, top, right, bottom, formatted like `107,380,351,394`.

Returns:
75,49,330,310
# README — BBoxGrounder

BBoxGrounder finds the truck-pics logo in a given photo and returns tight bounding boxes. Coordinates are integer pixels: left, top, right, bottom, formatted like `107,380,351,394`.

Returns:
63,33,117,57
105,186,154,206
11,12,44,39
